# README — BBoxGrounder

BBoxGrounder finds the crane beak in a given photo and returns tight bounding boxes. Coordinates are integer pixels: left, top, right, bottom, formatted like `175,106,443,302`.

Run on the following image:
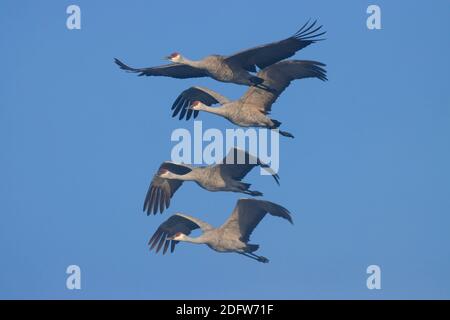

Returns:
163,56,171,61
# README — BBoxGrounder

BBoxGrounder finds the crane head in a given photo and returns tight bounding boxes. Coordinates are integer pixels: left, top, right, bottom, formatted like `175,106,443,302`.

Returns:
165,52,182,63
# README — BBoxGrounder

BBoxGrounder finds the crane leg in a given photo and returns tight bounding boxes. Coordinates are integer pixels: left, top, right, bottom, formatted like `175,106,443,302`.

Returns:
248,252,270,263
273,129,295,138
238,252,270,263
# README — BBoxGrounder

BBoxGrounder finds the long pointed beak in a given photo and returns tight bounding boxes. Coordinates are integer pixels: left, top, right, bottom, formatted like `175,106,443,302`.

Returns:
163,56,171,61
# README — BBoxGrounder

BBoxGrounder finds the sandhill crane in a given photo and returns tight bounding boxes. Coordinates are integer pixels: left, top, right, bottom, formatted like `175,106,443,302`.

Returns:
170,60,327,138
114,20,325,87
148,198,293,263
143,148,279,215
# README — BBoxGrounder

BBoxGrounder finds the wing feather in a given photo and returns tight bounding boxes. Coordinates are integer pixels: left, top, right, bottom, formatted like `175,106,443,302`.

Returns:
143,162,192,215
217,148,280,185
114,58,206,79
148,214,204,255
220,199,293,242
171,86,231,120
240,60,327,114
225,20,325,72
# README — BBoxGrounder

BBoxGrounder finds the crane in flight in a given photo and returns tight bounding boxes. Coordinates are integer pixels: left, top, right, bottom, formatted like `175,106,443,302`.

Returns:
115,20,325,88
143,148,280,215
148,198,293,263
170,59,327,138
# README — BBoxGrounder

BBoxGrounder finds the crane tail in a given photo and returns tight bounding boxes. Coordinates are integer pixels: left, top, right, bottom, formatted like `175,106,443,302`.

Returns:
114,58,141,73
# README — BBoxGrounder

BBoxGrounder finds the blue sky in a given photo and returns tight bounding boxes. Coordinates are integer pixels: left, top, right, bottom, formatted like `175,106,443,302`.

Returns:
1,0,449,299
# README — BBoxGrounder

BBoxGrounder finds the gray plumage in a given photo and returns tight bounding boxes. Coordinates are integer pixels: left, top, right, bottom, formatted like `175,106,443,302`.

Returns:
114,20,325,87
143,148,280,215
171,60,327,138
148,199,293,263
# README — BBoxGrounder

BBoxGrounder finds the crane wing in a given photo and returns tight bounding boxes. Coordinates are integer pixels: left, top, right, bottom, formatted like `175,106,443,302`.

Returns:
240,60,327,114
171,86,231,120
143,162,192,215
225,20,325,72
217,147,280,185
148,213,206,255
220,199,293,243
114,58,206,79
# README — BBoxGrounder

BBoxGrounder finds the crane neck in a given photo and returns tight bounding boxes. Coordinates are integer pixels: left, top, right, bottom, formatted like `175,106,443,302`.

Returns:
181,234,209,244
168,171,197,181
179,57,203,69
198,104,227,117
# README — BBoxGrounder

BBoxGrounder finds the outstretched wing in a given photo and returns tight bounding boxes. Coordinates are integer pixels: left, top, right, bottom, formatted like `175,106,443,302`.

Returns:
217,147,279,185
171,86,231,120
225,20,325,72
148,214,202,255
220,199,293,242
241,60,327,114
143,162,192,215
114,58,206,79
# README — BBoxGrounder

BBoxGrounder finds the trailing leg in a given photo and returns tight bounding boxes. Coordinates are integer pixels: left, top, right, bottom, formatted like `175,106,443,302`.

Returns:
270,128,294,138
237,182,263,196
278,130,295,138
238,252,269,263
268,120,295,138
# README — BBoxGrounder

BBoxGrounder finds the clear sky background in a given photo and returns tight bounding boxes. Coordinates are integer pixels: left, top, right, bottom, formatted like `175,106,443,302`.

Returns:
1,0,449,299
